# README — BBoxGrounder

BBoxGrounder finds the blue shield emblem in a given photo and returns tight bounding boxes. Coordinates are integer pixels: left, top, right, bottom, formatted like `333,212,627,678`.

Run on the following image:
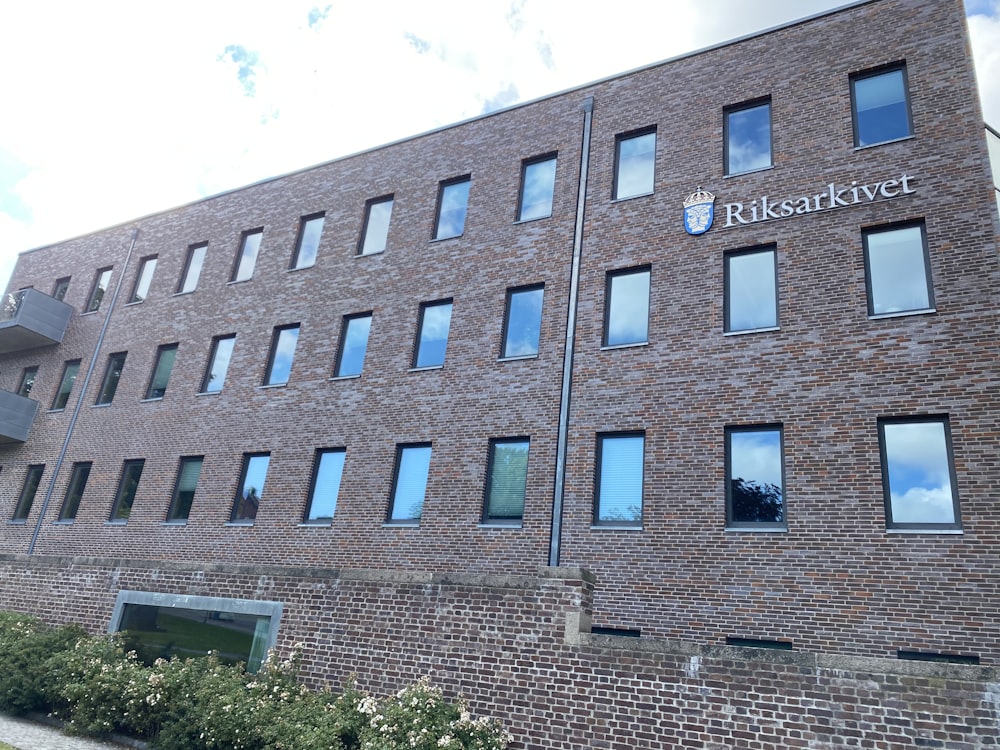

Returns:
683,188,715,235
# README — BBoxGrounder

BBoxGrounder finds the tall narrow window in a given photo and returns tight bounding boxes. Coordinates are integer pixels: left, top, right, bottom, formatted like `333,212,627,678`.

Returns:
604,267,650,347
52,277,70,301
264,324,300,385
58,462,92,521
96,352,127,405
304,448,346,524
145,344,178,400
334,314,372,378
518,154,557,221
167,456,203,522
502,285,544,358
231,229,263,282
483,439,529,524
201,335,236,393
851,65,912,147
359,195,394,255
178,243,207,293
12,465,44,522
16,366,38,398
109,459,145,522
863,222,933,316
290,213,325,270
86,267,113,312
129,256,158,303
434,176,471,240
387,444,432,524
51,360,81,410
878,417,960,530
614,129,655,199
595,433,644,526
725,99,772,175
726,425,785,529
413,300,453,368
231,453,270,523
725,247,778,332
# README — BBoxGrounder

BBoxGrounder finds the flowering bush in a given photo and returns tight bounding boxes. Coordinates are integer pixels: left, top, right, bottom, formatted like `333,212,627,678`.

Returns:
0,612,85,715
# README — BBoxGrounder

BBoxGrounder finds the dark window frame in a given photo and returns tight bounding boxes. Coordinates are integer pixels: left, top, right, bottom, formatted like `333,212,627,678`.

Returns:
862,220,934,317
517,152,557,222
482,437,530,525
850,62,913,148
85,267,113,313
166,456,204,523
725,424,787,530
290,212,326,270
144,343,179,400
593,431,645,527
230,452,271,524
603,266,651,348
230,228,264,283
129,255,158,303
263,324,300,386
334,312,373,378
501,284,544,359
386,442,432,524
200,334,236,393
724,97,772,176
109,459,145,523
177,243,208,294
12,464,45,522
613,127,656,200
51,359,82,410
58,461,92,522
52,277,71,301
303,447,347,524
358,194,395,256
433,175,472,241
95,352,128,405
724,244,779,333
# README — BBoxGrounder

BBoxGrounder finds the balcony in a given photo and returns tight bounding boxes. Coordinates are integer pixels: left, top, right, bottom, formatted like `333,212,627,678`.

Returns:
0,288,73,353
0,389,39,444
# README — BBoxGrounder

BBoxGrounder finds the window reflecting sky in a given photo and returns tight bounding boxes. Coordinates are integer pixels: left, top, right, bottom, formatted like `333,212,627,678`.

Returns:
267,326,299,384
436,180,470,239
295,216,324,268
416,302,452,367
519,157,556,220
854,69,909,146
308,450,345,520
504,287,543,357
730,429,782,488
727,103,770,174
883,421,955,524
727,249,776,331
204,336,235,393
337,315,372,376
866,225,929,314
180,245,206,293
361,198,393,255
234,231,262,281
391,445,431,521
607,270,649,346
615,132,655,198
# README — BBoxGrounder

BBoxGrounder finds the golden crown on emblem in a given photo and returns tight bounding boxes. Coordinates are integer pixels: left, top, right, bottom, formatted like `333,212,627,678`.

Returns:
683,187,715,207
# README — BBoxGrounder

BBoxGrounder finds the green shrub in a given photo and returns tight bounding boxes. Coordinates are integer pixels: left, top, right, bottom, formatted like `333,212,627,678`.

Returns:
0,611,86,715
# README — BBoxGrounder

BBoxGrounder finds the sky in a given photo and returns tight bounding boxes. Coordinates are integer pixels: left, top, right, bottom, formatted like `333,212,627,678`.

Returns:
0,0,998,292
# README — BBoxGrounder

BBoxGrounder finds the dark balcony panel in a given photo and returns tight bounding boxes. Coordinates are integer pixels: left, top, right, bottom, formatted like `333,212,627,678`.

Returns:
0,390,39,443
0,288,74,353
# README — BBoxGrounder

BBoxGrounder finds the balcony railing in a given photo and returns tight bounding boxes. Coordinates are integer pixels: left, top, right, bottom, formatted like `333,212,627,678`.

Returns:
0,389,39,443
0,288,73,353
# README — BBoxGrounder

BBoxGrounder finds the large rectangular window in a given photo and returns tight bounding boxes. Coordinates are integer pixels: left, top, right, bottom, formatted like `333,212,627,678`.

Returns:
129,256,158,303
109,459,144,522
863,222,933,316
264,324,300,385
231,453,270,523
58,462,92,521
16,366,38,398
334,313,372,378
201,335,236,393
96,352,127,405
434,176,471,240
614,129,655,199
12,465,44,522
501,285,544,358
413,300,453,368
851,65,912,147
518,154,556,221
604,267,650,347
167,456,203,522
290,213,325,270
725,99,771,175
595,433,644,526
304,448,346,524
387,443,431,524
231,229,263,282
483,438,529,524
725,246,778,333
726,425,785,529
51,359,81,410
86,267,113,312
178,243,207,294
145,344,178,400
358,195,394,255
878,417,960,530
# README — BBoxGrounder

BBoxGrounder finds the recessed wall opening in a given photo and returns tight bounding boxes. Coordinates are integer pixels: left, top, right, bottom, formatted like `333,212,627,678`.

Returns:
591,626,642,638
726,636,793,650
897,649,980,665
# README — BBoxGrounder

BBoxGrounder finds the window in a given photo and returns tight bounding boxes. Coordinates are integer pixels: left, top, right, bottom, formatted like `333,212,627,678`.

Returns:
167,456,203,522
725,99,771,175
231,229,263,282
878,417,960,530
725,246,778,332
387,444,431,524
96,352,127,405
413,300,453,368
518,154,557,221
502,285,544,358
12,465,44,522
483,439,529,524
16,366,37,398
58,462,92,521
595,433,644,526
614,129,655,199
726,425,785,529
851,65,912,147
178,243,207,293
231,453,270,523
86,267,113,312
304,448,346,524
358,195,394,255
129,256,158,303
201,335,236,393
434,176,471,240
109,459,144,522
51,359,81,410
52,277,70,301
604,267,650,347
145,344,178,399
863,222,933,316
334,313,372,378
290,213,325,270
264,324,300,385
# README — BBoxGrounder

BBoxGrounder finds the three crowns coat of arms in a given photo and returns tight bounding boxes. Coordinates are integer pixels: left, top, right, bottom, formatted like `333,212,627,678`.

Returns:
683,187,715,235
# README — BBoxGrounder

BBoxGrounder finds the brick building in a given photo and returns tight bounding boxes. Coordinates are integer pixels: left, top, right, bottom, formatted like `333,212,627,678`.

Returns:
1,0,999,746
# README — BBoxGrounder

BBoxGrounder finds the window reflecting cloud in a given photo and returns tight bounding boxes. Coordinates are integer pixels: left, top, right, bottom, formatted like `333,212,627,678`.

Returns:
436,180,470,239
866,225,930,314
883,421,955,524
615,132,655,198
607,270,649,346
727,103,770,174
504,287,543,357
519,157,556,220
727,249,776,331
